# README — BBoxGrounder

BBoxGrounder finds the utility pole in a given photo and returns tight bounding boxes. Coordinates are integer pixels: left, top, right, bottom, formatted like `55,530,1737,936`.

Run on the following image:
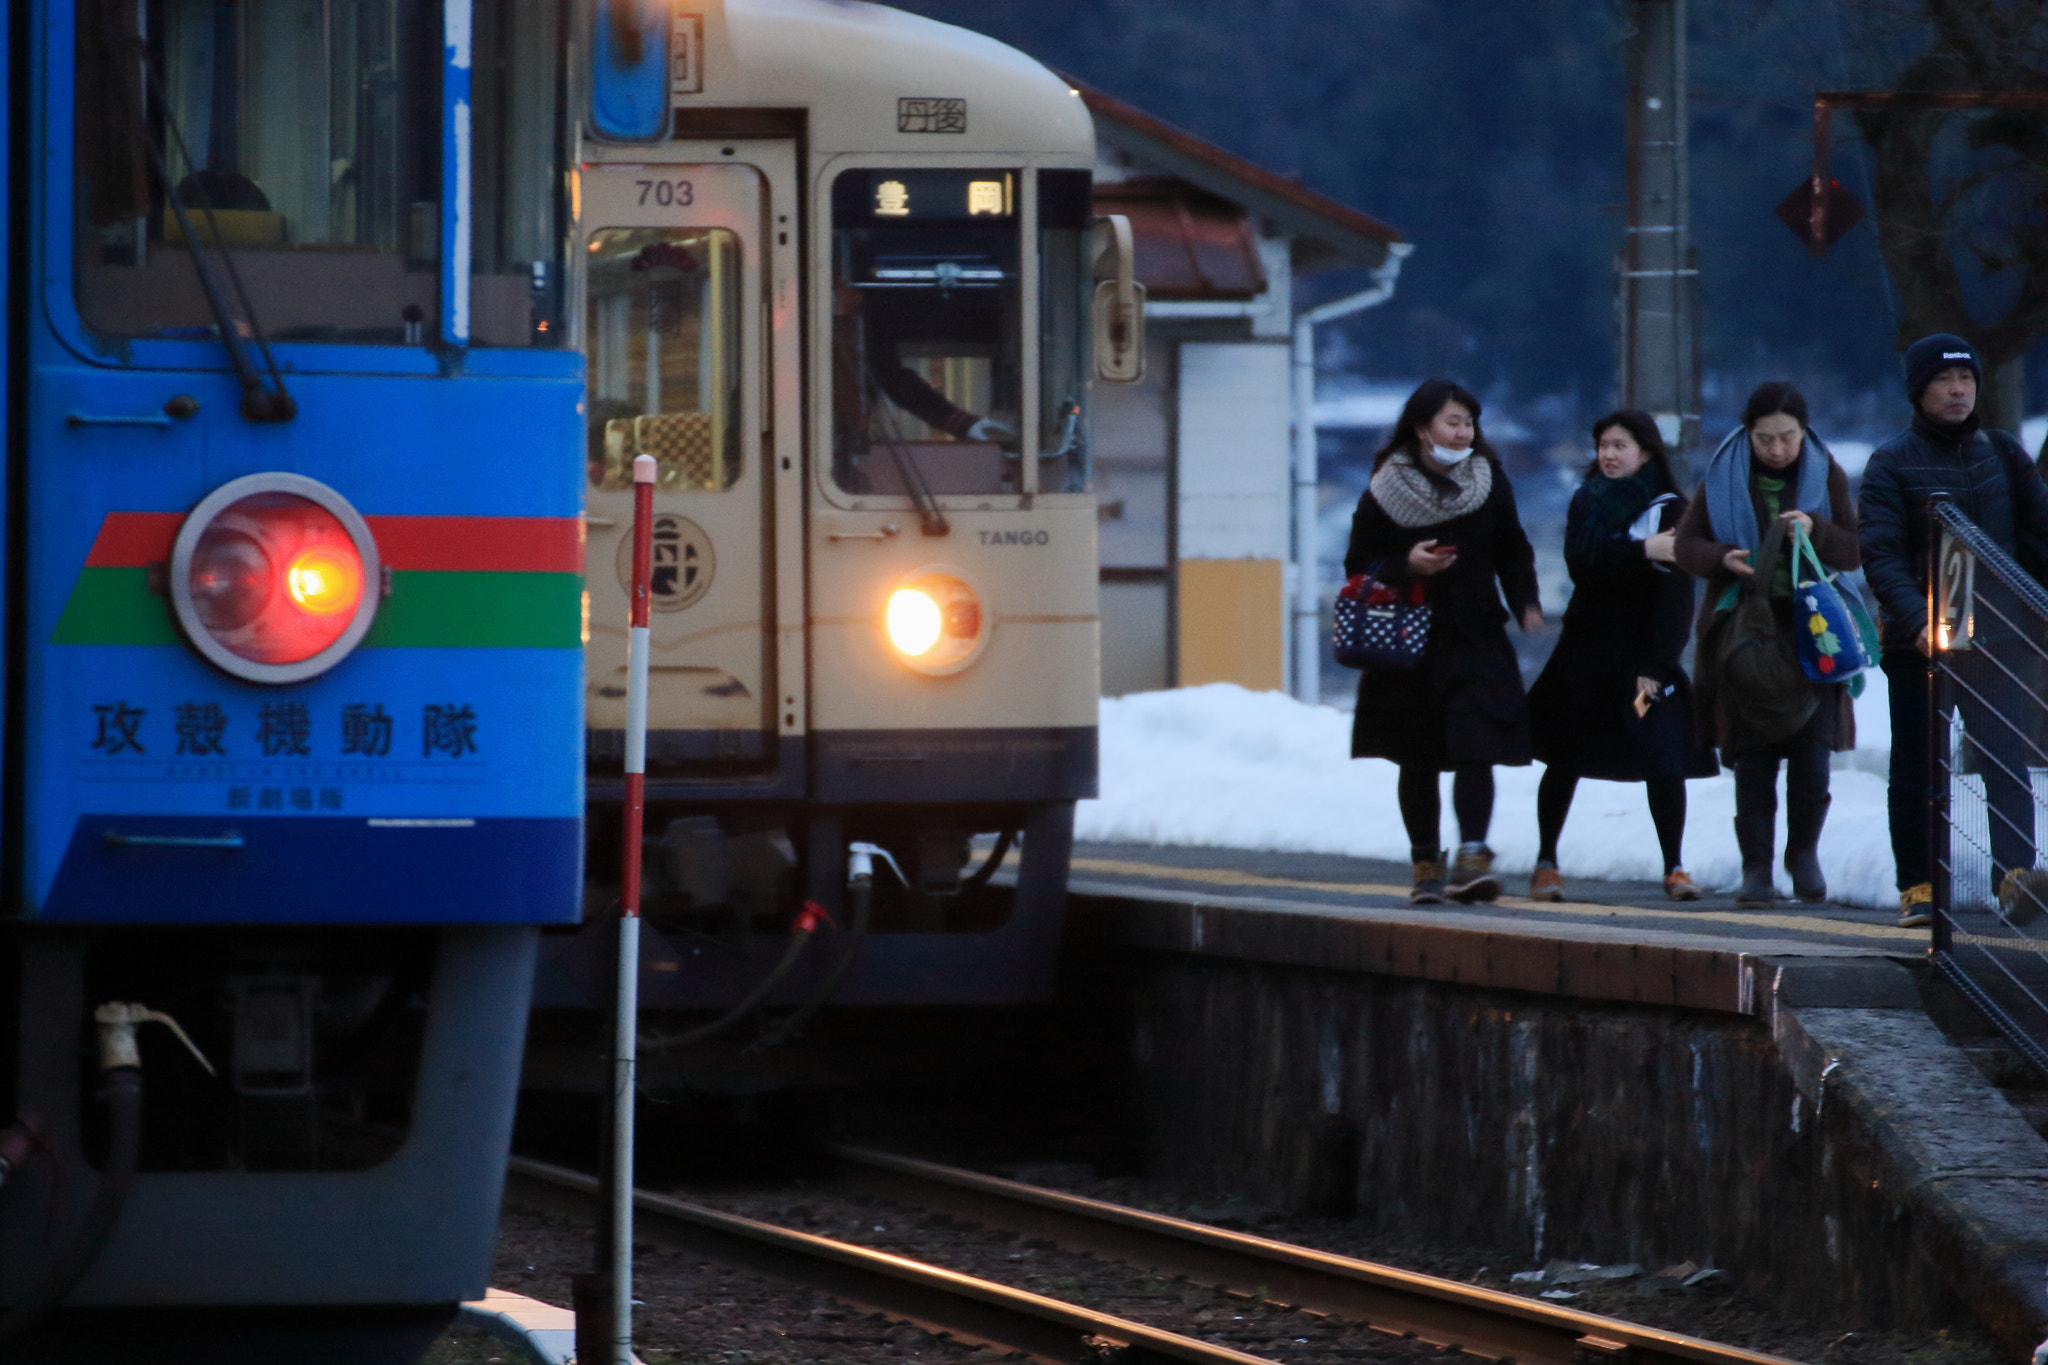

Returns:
1618,0,1701,482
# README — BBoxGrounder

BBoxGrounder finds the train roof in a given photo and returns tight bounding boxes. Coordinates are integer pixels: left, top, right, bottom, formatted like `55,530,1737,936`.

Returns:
684,0,1095,163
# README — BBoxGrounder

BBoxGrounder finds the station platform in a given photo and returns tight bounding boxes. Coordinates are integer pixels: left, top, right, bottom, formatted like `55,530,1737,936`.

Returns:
1057,841,2048,1359
1060,841,1926,1018
1066,840,1921,955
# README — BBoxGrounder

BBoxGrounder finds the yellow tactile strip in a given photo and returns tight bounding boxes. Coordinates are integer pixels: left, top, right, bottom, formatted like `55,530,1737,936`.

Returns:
1067,855,1927,944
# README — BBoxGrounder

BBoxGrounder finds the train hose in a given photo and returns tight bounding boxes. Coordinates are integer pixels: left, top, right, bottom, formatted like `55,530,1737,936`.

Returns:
638,901,829,1054
0,1067,142,1343
747,860,878,1053
960,831,1017,893
0,1004,213,1342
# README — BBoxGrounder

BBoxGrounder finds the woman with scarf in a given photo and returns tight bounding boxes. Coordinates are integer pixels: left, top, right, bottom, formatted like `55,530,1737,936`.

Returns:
1674,381,1859,906
1526,411,1716,902
1346,379,1543,905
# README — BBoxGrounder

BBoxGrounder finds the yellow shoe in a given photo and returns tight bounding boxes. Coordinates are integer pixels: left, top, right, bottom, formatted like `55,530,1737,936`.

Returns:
1997,868,2048,926
1899,882,1933,929
1528,864,1564,902
1446,843,1500,903
1664,869,1701,902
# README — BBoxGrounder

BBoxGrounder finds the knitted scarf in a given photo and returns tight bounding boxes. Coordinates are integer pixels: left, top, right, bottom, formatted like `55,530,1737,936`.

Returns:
1567,461,1669,564
1369,451,1493,529
1698,426,1832,551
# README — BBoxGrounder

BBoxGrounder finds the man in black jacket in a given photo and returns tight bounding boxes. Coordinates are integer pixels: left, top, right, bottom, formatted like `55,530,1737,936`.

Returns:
1859,333,2048,928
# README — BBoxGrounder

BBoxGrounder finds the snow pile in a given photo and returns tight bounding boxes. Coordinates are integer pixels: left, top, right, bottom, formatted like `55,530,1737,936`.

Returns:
1080,679,1902,909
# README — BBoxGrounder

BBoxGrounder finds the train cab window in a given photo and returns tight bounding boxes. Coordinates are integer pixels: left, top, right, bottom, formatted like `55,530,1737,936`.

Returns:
584,228,743,492
71,0,569,349
1038,169,1094,493
829,168,1023,497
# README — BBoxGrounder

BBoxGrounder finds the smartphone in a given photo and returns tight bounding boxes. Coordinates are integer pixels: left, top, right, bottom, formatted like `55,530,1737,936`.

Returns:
1433,542,1458,554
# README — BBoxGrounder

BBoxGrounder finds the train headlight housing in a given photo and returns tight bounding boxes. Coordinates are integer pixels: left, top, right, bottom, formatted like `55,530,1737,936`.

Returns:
171,473,381,684
882,568,988,675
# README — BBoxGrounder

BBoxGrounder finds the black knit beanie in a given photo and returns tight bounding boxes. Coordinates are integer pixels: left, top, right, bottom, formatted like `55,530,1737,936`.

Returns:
1905,333,1981,402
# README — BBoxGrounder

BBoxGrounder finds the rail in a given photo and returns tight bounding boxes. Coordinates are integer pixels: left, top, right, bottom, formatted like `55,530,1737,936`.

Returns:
504,1154,1270,1365
826,1146,1801,1365
504,1150,1802,1365
1927,497,2048,1077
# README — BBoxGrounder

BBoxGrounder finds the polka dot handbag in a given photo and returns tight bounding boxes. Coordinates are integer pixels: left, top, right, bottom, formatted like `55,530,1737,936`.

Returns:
1333,571,1431,670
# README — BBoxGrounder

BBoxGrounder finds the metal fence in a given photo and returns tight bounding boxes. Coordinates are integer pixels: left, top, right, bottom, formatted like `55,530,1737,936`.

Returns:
1929,496,2048,1076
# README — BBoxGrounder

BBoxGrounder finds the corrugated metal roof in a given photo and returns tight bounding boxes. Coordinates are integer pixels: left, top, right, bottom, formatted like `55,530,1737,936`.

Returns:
1095,178,1267,300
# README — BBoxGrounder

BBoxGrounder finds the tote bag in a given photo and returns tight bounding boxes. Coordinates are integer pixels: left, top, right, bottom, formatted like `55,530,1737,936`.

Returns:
1333,569,1430,670
1790,523,1874,686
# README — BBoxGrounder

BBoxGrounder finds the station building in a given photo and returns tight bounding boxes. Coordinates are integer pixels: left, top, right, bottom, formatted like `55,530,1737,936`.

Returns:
1077,81,1409,698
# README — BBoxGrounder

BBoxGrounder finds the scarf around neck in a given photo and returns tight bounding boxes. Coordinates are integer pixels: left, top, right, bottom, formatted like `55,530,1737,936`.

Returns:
1699,426,1832,551
1568,461,1669,563
1369,451,1493,529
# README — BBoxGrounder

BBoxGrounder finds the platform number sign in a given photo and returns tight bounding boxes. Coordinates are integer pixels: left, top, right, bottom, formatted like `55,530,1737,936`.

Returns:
1936,527,1976,652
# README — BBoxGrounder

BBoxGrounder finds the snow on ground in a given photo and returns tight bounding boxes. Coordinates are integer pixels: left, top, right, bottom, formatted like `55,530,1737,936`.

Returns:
1080,676,1902,909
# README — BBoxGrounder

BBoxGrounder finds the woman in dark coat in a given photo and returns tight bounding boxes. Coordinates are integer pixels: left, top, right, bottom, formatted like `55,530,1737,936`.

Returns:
1527,411,1717,903
1673,381,1859,907
1345,379,1543,905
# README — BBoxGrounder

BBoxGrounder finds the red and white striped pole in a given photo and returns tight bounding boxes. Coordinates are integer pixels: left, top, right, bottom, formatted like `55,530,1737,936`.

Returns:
611,452,657,1365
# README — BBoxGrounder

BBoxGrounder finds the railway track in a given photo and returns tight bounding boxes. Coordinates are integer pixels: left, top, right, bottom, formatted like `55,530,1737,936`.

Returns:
504,1150,1804,1365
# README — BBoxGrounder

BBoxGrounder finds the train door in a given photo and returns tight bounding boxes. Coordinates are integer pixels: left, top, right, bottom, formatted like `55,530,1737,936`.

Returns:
581,163,777,770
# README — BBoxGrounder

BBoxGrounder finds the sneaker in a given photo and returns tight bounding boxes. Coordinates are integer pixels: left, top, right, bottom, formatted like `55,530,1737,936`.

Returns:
1664,869,1701,902
1528,862,1565,902
1998,869,2048,927
1899,882,1933,929
1445,843,1501,903
1411,854,1446,906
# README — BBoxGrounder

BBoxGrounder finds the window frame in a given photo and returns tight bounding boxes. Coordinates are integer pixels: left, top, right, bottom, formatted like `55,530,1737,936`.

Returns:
46,0,575,380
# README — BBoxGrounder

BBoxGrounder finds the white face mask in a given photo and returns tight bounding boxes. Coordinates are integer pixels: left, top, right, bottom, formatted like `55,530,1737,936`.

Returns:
1429,439,1474,466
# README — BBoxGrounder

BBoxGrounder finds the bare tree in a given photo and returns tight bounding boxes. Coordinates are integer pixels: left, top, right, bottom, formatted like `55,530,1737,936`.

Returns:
1842,0,2048,433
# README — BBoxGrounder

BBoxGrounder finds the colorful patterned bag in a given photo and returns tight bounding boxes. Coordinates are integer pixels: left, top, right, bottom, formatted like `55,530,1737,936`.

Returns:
1790,523,1873,685
1333,569,1431,670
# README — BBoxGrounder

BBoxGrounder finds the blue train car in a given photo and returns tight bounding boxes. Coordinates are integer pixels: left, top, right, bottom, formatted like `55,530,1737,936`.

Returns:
0,0,581,1357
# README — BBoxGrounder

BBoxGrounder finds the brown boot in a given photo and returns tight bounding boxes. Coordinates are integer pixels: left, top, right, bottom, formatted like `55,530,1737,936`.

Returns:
1410,853,1446,906
1446,843,1500,903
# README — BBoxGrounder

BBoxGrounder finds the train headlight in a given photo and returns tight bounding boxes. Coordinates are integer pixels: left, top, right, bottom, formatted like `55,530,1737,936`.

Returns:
171,473,381,684
887,588,943,657
881,569,989,675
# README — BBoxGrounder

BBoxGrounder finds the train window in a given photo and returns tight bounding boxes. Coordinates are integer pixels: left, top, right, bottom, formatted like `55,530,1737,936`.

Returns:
584,228,743,492
469,0,571,347
71,0,568,349
829,168,1022,497
1038,169,1094,493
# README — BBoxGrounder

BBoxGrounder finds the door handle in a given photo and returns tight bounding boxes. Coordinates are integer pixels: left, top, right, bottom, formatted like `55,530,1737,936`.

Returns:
827,524,900,543
103,831,245,849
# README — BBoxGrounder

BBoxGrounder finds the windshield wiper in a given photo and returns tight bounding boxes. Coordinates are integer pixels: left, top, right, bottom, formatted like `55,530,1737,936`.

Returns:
866,370,949,537
100,9,295,423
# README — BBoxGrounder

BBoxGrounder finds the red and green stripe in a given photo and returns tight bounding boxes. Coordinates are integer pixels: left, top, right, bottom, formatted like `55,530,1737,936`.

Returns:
52,512,583,648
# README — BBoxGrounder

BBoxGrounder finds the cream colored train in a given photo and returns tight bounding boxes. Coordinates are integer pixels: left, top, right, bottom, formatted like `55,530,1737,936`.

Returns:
532,0,1140,1061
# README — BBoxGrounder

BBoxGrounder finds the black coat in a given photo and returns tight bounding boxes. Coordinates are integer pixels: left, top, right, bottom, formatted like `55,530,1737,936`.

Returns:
1857,413,2048,652
1343,464,1540,768
1527,472,1715,781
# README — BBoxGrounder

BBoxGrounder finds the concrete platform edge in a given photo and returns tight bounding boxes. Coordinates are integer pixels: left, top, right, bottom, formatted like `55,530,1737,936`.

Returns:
1074,885,2048,1358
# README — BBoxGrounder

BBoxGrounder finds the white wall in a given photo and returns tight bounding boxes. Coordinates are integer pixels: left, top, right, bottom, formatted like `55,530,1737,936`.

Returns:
1175,341,1292,562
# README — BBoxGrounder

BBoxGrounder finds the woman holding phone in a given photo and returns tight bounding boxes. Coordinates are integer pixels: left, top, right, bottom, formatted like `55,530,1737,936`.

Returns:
1526,410,1715,902
1345,379,1543,904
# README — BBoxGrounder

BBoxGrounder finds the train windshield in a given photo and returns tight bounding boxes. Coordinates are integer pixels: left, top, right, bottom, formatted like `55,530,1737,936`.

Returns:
829,168,1023,497
72,0,568,349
